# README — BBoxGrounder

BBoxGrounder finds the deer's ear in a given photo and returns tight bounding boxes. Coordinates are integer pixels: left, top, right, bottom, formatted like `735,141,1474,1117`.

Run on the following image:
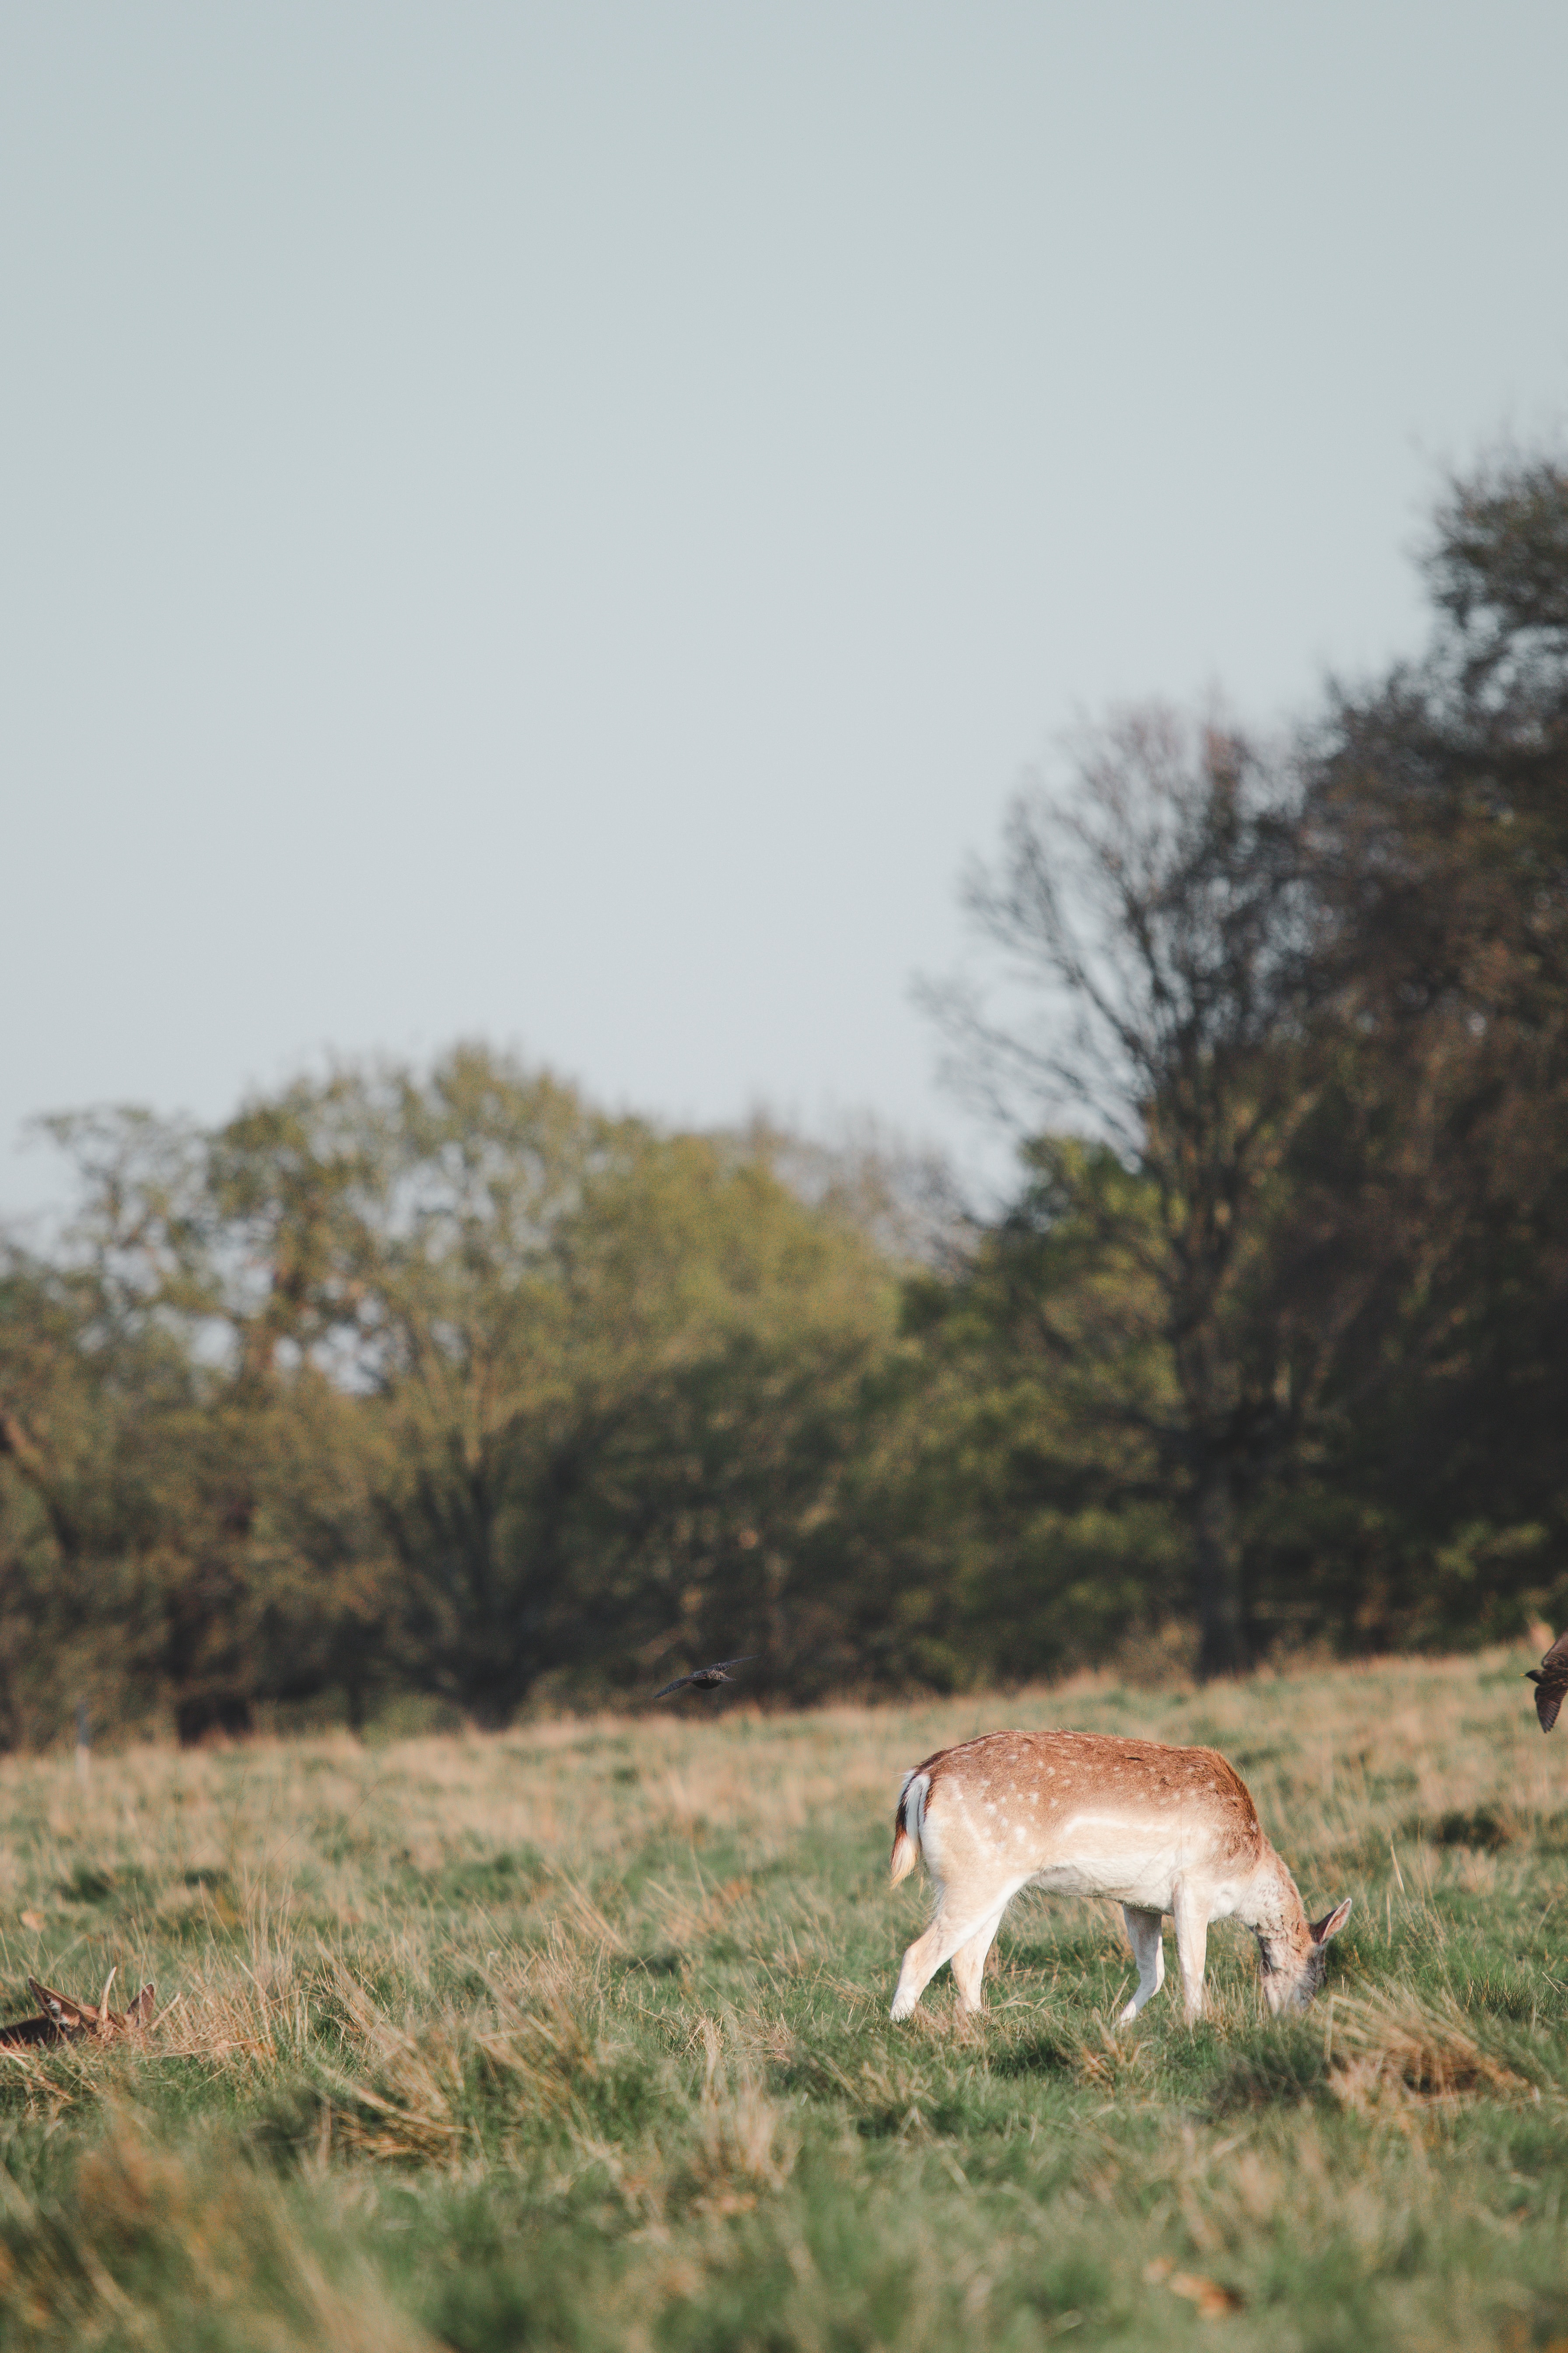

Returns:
130,1985,156,2026
1309,1898,1352,1946
27,1978,87,2027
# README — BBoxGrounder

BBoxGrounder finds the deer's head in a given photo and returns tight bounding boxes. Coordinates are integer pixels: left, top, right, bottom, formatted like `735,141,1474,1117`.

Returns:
1258,1898,1352,2013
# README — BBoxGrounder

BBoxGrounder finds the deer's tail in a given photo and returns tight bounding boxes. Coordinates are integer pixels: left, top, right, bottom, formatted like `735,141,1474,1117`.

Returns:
889,1769,930,1887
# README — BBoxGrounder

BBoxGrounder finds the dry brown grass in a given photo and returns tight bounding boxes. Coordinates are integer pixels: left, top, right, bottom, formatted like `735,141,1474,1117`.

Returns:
1327,1984,1540,2107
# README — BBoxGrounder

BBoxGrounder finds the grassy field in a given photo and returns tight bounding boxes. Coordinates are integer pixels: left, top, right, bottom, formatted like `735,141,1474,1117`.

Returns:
0,1652,1565,2351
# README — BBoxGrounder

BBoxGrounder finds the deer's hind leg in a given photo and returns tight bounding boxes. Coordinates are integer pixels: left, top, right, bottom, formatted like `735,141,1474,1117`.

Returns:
949,1908,1007,2016
891,1884,1012,2022
1117,1905,1166,2024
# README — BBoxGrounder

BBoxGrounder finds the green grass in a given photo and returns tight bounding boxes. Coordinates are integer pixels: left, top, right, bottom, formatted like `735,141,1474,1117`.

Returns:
0,1652,1566,2349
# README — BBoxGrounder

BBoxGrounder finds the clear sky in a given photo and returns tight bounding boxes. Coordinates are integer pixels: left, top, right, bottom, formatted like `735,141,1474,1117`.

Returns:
4,3,1566,1223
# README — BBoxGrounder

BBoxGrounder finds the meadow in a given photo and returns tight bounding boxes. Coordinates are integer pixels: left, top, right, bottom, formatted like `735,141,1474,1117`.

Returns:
0,1651,1565,2351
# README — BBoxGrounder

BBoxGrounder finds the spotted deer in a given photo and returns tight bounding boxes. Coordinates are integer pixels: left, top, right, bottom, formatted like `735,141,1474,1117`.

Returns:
888,1729,1350,2025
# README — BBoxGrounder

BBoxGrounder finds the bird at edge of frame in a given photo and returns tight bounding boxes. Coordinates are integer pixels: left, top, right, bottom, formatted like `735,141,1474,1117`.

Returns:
1526,1628,1568,1733
653,1657,757,1699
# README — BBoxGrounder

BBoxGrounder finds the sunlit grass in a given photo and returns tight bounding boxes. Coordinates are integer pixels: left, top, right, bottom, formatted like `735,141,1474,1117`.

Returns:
0,1650,1564,2348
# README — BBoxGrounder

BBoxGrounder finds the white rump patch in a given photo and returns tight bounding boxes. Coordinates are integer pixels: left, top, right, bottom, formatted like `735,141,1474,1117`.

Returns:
897,1768,931,1855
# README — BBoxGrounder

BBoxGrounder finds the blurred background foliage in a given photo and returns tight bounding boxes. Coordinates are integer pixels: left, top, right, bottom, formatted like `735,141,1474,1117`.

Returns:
3,452,1567,1741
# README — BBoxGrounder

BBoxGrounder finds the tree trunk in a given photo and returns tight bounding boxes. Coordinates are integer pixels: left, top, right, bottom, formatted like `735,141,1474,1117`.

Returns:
1193,1460,1245,1678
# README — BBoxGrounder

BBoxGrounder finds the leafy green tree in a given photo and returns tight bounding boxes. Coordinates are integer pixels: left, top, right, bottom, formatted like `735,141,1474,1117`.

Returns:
1,1101,394,1741
0,1241,243,1743
544,1126,905,1702
199,1049,908,1719
850,1136,1188,1689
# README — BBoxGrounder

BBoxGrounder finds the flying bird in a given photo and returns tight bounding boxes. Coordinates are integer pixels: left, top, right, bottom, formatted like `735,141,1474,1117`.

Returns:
653,1656,757,1699
1525,1628,1568,1732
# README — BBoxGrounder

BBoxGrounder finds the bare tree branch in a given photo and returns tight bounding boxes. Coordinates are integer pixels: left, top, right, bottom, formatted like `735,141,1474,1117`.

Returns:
927,703,1326,1675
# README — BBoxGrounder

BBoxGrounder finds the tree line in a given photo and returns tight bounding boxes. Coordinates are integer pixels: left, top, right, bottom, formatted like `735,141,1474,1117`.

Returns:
3,452,1566,1739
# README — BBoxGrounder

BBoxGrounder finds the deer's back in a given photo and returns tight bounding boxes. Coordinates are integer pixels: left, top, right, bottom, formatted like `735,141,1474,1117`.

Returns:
913,1728,1265,1899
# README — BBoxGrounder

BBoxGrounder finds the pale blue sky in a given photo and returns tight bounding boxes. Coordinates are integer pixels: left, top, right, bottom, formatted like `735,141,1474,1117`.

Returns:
4,3,1566,1220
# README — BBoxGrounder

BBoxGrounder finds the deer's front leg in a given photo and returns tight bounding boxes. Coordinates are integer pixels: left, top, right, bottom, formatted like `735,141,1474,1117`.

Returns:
1171,1883,1209,2024
1117,1904,1166,2023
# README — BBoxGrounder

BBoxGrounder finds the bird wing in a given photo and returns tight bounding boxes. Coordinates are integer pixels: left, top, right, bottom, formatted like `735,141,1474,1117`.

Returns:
717,1656,759,1671
1532,1632,1568,1732
653,1675,693,1699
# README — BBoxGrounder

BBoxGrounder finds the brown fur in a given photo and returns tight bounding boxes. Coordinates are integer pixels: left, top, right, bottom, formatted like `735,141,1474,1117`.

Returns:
891,1730,1264,1875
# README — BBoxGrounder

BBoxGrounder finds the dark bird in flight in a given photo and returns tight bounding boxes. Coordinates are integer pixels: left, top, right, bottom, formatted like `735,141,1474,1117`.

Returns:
1525,1629,1568,1733
653,1656,757,1699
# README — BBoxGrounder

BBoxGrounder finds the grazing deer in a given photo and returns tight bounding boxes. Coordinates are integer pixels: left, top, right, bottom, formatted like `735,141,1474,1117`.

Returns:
888,1730,1350,2026
0,1971,155,2049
